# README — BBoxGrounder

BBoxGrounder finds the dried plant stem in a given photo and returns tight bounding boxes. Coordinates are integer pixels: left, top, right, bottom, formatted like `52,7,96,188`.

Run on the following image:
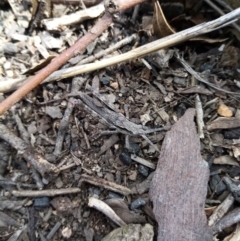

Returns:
51,0,103,6
12,188,81,197
204,0,240,32
195,94,204,139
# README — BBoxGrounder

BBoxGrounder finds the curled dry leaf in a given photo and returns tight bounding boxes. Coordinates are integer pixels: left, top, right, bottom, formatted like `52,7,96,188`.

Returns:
152,0,175,38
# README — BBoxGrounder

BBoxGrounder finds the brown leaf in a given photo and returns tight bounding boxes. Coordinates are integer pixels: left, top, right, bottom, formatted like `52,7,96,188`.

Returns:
152,0,175,38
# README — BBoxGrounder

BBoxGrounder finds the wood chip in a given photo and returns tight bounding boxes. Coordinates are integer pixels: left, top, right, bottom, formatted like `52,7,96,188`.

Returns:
207,117,240,130
217,104,233,117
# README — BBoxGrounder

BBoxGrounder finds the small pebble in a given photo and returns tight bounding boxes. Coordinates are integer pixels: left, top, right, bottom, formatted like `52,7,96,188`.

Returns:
100,76,110,85
110,81,119,89
130,198,146,210
128,170,138,181
107,192,123,199
128,142,140,155
119,150,132,165
217,104,233,117
138,165,149,177
33,197,50,208
223,128,240,139
199,63,213,72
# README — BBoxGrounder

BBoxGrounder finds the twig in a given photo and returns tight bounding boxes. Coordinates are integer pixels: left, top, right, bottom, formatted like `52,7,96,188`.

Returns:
31,167,44,189
12,112,30,143
12,188,81,197
0,123,58,177
204,0,240,32
175,52,240,95
51,0,103,7
88,196,126,226
213,0,234,11
77,33,138,65
79,173,132,196
195,94,204,139
46,222,62,240
0,77,28,93
208,193,234,226
42,3,105,31
130,154,156,169
212,207,240,235
53,77,83,156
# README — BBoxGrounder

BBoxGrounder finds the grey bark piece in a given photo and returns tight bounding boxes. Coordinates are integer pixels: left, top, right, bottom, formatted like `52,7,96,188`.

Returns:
149,108,212,241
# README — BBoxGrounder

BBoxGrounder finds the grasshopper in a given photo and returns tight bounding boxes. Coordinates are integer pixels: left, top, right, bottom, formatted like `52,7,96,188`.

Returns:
73,86,170,152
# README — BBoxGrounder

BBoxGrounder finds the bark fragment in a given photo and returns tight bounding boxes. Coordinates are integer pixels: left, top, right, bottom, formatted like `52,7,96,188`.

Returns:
149,108,212,241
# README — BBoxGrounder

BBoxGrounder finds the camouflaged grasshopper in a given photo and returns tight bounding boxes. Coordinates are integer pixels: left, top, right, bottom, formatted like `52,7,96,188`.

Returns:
73,85,170,152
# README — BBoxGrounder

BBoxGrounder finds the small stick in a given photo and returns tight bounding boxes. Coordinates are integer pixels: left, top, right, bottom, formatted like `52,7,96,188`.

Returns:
208,193,235,226
131,154,156,169
46,222,62,240
12,112,30,143
12,188,81,197
53,77,83,156
0,123,58,177
31,167,44,189
88,197,126,226
77,33,138,65
175,52,240,95
42,3,105,31
195,94,204,139
51,0,103,7
212,207,240,235
79,174,132,196
204,0,240,32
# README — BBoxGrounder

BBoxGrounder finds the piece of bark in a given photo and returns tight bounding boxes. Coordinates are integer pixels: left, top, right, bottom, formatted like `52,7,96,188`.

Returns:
207,117,240,130
149,108,212,241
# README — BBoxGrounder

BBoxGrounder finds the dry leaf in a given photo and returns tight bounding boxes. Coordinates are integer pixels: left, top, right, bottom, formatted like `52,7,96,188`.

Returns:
152,0,175,38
